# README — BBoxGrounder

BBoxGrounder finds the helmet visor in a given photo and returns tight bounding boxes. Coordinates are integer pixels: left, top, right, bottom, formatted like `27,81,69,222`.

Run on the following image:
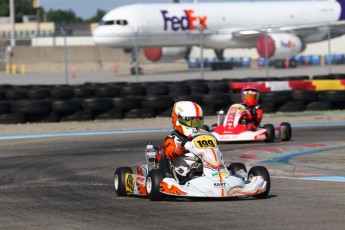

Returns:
242,90,259,101
178,116,203,128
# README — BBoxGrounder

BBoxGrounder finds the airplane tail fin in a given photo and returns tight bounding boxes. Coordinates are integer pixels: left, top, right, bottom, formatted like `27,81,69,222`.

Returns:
338,0,345,20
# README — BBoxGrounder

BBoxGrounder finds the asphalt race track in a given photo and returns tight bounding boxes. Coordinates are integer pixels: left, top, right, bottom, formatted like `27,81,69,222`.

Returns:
0,124,344,230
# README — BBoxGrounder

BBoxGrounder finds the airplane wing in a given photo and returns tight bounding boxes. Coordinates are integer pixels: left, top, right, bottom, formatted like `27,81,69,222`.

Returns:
231,20,345,43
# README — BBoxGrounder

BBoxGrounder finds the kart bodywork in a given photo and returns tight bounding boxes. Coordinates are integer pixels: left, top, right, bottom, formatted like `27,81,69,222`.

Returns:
210,104,292,143
114,133,271,201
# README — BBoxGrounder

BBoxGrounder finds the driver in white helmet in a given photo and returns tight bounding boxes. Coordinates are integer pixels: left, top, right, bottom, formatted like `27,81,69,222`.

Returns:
163,101,204,182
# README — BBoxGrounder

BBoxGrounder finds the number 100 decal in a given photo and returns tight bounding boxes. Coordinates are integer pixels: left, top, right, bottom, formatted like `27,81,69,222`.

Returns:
193,135,218,148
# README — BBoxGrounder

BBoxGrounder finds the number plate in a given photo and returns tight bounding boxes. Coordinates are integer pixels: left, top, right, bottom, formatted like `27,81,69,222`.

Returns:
193,135,218,148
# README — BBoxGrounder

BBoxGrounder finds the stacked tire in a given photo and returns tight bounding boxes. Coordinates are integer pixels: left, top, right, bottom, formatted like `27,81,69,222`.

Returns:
0,77,344,124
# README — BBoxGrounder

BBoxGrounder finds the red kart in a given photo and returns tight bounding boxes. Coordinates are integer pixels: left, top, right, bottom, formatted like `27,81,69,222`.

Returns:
205,104,291,143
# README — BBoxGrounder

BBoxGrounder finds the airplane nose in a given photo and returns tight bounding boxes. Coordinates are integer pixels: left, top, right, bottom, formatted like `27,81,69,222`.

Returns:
92,26,113,46
92,25,132,47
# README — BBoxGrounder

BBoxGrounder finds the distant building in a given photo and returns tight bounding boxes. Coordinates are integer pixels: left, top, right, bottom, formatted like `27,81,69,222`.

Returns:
0,22,55,38
0,17,10,24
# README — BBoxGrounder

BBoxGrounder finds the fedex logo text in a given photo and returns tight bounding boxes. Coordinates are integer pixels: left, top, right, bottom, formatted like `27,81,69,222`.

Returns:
281,40,296,49
161,9,207,31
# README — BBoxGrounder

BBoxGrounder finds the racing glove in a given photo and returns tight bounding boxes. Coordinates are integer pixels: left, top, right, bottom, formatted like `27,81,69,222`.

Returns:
242,110,252,120
174,145,185,157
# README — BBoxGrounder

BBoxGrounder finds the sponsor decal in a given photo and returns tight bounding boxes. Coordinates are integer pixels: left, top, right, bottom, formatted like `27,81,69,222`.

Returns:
281,40,296,49
214,182,226,188
212,171,229,178
193,135,217,148
161,9,207,31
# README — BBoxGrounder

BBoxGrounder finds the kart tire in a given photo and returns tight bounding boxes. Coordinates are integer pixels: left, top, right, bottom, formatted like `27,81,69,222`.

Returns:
145,84,169,96
10,100,51,114
248,166,270,199
114,167,133,196
173,95,204,106
4,89,27,100
263,124,275,143
228,163,247,179
27,88,51,99
168,83,190,96
140,96,175,109
50,87,74,99
280,122,292,141
121,85,145,96
72,87,94,98
93,86,120,97
146,169,165,201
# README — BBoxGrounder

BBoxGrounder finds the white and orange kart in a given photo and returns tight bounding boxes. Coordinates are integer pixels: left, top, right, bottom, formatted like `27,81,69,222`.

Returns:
113,132,270,201
208,104,292,143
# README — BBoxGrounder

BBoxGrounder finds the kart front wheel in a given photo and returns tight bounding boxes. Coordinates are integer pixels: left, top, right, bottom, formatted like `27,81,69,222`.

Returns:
146,169,165,201
248,166,270,199
280,122,292,141
228,163,247,180
114,167,133,196
263,124,275,143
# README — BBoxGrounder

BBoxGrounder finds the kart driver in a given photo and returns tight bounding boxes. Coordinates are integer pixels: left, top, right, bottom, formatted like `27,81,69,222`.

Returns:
241,84,263,131
163,101,204,181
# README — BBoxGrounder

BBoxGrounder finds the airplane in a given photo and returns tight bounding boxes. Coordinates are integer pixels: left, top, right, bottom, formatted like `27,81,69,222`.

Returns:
92,0,345,75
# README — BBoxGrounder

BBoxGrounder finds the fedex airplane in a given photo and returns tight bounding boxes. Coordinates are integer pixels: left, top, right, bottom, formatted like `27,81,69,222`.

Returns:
92,0,345,74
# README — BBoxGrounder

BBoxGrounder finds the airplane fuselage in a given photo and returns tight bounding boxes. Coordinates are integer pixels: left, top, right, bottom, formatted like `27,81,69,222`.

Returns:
93,1,344,49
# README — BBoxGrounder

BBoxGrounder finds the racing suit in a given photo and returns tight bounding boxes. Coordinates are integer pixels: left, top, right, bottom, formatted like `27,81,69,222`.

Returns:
163,130,199,181
241,105,263,131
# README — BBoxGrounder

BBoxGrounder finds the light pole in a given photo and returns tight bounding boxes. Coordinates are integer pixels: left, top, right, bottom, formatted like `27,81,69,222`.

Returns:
327,27,332,74
33,0,40,37
60,28,69,85
199,27,205,80
10,0,15,47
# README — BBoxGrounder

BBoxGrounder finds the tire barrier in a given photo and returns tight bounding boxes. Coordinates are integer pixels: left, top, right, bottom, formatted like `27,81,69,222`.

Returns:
0,75,344,124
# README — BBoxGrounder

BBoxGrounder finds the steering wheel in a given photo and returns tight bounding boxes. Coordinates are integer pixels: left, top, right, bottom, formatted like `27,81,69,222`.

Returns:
180,135,194,147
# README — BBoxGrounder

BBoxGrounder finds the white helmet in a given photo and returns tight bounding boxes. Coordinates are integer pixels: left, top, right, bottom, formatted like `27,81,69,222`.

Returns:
172,101,204,136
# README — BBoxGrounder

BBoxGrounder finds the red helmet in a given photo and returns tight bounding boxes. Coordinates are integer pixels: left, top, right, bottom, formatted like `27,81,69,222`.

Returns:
241,84,260,107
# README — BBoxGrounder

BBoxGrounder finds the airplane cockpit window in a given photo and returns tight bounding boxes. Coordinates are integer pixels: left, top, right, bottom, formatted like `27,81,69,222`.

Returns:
99,20,128,26
99,20,114,25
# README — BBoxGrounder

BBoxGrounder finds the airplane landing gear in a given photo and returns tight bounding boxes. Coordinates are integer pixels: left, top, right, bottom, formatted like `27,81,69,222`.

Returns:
130,66,144,75
130,48,144,75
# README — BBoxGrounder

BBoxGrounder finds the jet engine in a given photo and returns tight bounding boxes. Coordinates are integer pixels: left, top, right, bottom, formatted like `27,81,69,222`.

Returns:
256,33,305,59
143,47,190,63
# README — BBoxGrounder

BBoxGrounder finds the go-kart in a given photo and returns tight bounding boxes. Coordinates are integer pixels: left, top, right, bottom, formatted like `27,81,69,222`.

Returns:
206,104,292,143
113,132,270,201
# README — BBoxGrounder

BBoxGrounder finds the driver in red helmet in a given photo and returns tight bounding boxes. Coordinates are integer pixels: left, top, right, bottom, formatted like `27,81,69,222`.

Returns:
241,84,263,131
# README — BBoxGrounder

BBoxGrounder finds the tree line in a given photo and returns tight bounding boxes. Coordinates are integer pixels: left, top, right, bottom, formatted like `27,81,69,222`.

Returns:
0,0,105,23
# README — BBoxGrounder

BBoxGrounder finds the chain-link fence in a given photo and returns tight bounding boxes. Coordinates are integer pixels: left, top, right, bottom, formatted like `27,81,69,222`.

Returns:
1,30,345,83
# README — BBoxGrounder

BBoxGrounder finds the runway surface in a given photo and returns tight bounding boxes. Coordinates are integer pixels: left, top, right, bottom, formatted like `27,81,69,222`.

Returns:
0,125,344,229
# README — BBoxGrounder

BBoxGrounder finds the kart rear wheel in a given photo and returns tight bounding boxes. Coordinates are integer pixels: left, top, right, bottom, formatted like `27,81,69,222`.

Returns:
228,163,247,180
280,122,292,141
146,169,165,201
248,166,270,199
263,124,275,143
114,167,133,196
